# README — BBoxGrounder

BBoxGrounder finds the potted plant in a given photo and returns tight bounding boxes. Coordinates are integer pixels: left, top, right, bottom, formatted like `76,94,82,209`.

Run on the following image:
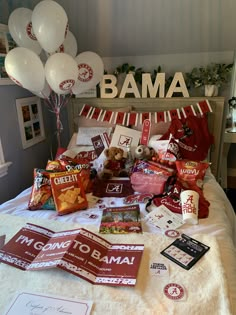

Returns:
185,63,233,96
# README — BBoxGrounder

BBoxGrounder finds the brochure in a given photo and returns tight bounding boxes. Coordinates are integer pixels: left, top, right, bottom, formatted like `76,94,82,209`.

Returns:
99,205,142,234
0,223,144,287
3,291,93,315
0,234,5,249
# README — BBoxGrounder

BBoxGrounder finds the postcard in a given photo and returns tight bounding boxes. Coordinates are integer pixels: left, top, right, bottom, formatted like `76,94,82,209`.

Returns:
99,205,142,234
91,132,110,157
3,291,93,315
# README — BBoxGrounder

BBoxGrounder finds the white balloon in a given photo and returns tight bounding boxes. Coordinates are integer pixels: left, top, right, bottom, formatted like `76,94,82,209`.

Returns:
56,31,77,57
8,8,42,55
32,0,68,53
72,51,104,95
45,52,78,94
5,47,45,92
31,81,51,98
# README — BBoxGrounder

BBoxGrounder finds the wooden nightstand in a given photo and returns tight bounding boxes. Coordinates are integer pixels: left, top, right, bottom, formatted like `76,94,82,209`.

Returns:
221,129,236,189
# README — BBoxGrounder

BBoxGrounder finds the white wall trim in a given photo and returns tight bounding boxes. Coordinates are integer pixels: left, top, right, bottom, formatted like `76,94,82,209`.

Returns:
0,162,12,178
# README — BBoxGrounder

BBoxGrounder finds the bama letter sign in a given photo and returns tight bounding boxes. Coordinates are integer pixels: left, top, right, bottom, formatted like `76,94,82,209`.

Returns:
100,72,189,98
0,223,144,287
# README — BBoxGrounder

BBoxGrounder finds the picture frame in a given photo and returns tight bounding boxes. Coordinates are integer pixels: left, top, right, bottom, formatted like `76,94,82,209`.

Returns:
0,23,16,85
16,96,46,149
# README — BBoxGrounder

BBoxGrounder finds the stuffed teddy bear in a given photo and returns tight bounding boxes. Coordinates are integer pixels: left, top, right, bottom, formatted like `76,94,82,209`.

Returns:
101,147,128,179
134,145,155,160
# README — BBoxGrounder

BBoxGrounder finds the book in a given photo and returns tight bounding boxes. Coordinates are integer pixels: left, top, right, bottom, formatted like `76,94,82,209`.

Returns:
99,205,142,234
0,223,144,287
160,234,210,270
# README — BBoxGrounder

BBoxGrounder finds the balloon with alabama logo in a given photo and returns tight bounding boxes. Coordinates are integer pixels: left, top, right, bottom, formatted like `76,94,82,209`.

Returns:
45,52,78,94
5,47,45,92
72,51,104,95
56,30,78,58
8,7,42,55
32,0,68,53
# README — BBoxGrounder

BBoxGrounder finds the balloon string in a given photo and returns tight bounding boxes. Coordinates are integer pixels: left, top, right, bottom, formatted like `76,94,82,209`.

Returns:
42,90,72,150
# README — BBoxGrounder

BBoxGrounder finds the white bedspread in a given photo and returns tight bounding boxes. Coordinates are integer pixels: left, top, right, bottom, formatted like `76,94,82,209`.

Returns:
0,171,236,314
0,213,235,315
1,171,235,243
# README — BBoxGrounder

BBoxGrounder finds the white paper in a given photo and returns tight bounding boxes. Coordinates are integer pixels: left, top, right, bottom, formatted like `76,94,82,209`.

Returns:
146,205,183,230
3,292,93,315
109,125,141,156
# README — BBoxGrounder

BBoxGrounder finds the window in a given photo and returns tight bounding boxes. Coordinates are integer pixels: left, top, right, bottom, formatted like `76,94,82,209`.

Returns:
0,138,11,178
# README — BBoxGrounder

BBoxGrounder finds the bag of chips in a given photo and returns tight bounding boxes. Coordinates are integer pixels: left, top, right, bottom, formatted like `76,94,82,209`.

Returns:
57,156,94,193
50,170,88,215
175,160,209,188
28,169,55,210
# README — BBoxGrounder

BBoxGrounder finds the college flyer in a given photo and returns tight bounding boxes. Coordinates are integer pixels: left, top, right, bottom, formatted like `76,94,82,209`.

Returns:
0,223,144,287
99,205,143,234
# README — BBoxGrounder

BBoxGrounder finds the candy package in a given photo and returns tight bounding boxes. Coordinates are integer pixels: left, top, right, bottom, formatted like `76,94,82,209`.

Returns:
130,172,168,195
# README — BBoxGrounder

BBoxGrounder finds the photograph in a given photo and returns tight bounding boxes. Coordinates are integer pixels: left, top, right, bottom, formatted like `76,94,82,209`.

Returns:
22,105,31,122
16,96,45,149
0,24,16,83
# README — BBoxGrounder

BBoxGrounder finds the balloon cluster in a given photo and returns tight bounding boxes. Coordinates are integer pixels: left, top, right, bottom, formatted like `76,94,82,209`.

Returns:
5,0,104,147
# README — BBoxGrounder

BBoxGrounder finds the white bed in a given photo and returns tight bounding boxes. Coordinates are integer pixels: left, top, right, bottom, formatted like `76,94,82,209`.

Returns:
0,97,236,315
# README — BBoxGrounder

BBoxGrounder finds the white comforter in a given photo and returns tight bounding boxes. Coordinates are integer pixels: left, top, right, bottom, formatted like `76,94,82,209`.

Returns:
0,171,236,314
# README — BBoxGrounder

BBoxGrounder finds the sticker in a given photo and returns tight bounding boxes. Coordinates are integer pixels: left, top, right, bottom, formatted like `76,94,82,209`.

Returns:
163,283,185,301
164,229,181,238
150,261,169,276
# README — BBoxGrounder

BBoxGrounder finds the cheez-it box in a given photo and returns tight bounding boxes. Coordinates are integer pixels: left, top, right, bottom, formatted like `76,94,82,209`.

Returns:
50,170,88,215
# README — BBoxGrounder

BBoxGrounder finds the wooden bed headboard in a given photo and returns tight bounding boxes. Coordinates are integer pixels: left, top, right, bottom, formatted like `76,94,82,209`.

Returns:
67,97,226,182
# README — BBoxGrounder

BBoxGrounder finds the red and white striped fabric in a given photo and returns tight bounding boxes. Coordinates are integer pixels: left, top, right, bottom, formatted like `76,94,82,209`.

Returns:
181,105,196,118
197,100,213,115
154,111,167,123
126,112,139,126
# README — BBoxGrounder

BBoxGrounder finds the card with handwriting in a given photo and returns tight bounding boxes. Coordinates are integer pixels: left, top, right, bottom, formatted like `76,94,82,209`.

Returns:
3,292,93,315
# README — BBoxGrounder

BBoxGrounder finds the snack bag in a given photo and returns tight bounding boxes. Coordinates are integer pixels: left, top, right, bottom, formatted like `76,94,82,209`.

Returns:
58,156,93,193
175,160,209,188
50,170,88,215
28,169,55,210
46,160,63,171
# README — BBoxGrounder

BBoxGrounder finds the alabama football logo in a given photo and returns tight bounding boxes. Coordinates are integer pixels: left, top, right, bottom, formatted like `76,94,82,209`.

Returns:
77,63,93,82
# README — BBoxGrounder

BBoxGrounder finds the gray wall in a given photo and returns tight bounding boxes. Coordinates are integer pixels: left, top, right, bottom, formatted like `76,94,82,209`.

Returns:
0,84,70,204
